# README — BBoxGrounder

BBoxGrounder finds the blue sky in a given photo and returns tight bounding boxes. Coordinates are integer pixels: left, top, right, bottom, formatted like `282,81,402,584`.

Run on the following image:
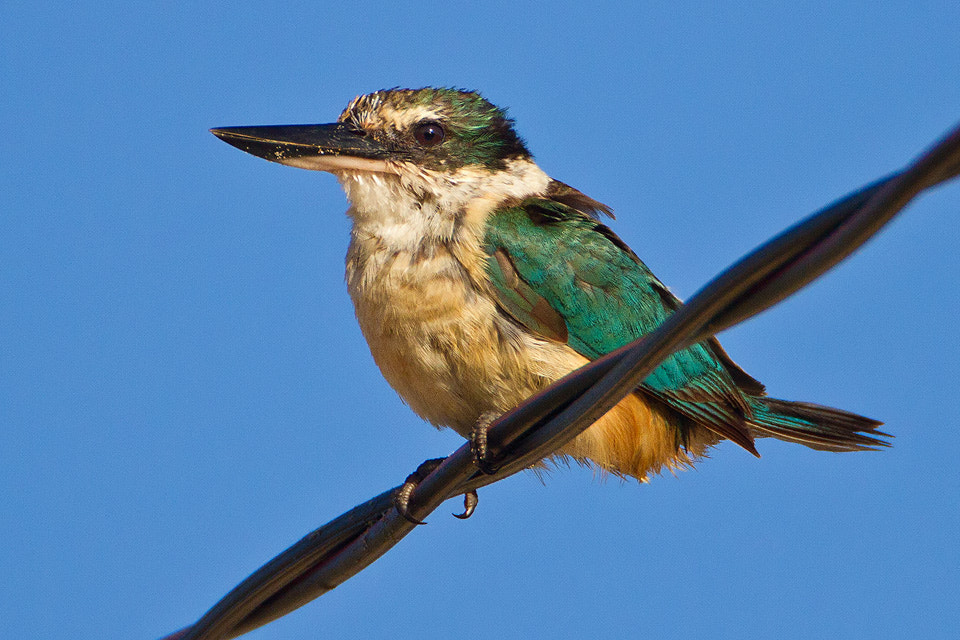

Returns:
3,3,959,639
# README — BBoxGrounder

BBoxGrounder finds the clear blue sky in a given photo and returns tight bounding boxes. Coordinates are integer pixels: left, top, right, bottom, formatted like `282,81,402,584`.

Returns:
3,3,959,639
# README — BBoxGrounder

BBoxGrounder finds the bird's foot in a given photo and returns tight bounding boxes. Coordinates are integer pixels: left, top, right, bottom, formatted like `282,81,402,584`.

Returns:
393,458,480,523
470,411,500,475
394,458,442,525
452,489,479,520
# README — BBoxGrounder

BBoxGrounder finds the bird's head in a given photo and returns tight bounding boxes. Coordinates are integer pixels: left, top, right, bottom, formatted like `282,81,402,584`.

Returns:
212,88,550,230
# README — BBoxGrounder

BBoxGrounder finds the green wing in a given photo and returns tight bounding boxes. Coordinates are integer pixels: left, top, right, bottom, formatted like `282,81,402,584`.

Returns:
483,191,760,454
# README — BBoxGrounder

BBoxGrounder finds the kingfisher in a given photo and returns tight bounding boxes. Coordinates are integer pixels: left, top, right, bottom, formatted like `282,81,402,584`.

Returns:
212,88,888,516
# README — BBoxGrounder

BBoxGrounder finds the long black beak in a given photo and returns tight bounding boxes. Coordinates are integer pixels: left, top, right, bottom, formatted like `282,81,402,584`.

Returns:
210,123,394,173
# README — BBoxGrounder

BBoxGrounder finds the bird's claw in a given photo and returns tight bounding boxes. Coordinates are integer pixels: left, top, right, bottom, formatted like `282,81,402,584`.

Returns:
393,458,481,523
452,490,479,520
393,458,444,525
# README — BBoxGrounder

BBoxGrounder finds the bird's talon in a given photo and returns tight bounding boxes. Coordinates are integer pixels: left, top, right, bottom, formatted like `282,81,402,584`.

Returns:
393,458,445,525
452,490,479,519
394,480,427,525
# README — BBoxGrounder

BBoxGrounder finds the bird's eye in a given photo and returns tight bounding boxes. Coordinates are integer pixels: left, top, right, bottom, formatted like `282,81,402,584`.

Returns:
414,121,445,147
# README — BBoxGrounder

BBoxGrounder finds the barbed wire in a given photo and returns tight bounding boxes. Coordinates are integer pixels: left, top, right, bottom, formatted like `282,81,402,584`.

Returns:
161,121,960,640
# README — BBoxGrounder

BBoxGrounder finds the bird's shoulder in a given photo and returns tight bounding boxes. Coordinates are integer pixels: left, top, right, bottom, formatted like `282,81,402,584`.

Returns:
482,180,677,356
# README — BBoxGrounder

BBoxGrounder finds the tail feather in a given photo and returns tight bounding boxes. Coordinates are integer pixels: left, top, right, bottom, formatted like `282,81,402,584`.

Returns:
749,398,891,452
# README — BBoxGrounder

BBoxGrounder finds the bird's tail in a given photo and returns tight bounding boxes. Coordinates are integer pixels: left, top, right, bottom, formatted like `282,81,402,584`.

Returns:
748,398,891,452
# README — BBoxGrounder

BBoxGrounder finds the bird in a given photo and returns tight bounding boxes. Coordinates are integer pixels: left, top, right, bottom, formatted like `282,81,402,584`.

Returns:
211,87,888,515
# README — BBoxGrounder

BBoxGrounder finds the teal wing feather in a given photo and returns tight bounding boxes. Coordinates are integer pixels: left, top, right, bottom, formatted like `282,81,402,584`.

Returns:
483,194,759,454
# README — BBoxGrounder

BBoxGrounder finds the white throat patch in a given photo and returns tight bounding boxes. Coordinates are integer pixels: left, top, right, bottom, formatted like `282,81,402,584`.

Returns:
335,157,550,250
